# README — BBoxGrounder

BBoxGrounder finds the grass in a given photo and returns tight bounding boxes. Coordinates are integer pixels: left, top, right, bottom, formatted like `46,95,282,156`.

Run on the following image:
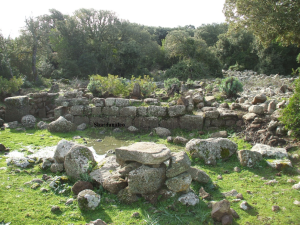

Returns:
0,127,300,224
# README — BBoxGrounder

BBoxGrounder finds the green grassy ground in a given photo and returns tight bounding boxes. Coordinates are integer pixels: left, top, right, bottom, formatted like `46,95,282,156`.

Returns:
0,127,300,225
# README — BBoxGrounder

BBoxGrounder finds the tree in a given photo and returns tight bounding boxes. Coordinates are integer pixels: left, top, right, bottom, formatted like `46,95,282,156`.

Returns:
195,23,228,47
223,0,300,46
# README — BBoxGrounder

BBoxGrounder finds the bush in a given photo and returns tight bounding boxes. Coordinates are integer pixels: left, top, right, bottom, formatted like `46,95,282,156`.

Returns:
0,76,23,95
219,77,243,98
279,76,300,136
130,75,157,98
87,74,130,98
164,78,181,91
87,74,157,98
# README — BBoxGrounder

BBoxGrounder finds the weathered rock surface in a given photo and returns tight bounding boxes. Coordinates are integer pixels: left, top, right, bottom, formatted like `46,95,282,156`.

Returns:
72,181,94,195
115,142,171,165
77,189,100,210
186,138,237,165
90,156,120,185
54,139,77,163
165,172,192,193
47,116,76,133
117,187,139,204
153,127,171,137
237,150,263,167
251,144,288,158
166,151,191,178
64,145,96,180
21,115,36,128
128,165,166,194
103,174,127,194
188,167,211,183
211,199,232,222
178,192,199,206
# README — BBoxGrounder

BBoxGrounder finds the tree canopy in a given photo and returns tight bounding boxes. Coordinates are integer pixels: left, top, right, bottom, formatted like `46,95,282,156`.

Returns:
223,0,300,46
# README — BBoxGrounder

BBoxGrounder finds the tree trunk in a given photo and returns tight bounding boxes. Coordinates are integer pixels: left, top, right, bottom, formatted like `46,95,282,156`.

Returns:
32,42,39,83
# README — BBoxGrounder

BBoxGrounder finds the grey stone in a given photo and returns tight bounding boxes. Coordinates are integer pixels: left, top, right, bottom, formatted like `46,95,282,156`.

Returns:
252,94,267,104
153,127,171,137
166,151,191,178
102,106,119,116
248,105,264,115
77,189,101,211
105,98,116,107
237,150,263,167
173,136,189,145
243,113,257,121
168,105,186,117
4,96,29,122
179,115,204,130
148,106,167,117
251,144,288,159
137,106,147,116
204,110,220,119
188,167,210,183
119,106,136,117
210,131,228,138
50,163,64,173
37,121,48,129
77,123,87,131
165,172,192,193
115,98,129,107
186,138,237,165
47,116,76,133
54,139,77,163
90,156,120,186
21,115,36,128
115,142,171,165
64,145,96,180
128,165,166,194
178,192,199,206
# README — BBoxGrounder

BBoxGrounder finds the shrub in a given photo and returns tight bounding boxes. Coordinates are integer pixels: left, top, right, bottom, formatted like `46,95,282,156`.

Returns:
0,76,23,95
130,75,157,98
219,77,243,98
164,78,181,91
87,74,130,97
279,76,300,136
87,74,157,98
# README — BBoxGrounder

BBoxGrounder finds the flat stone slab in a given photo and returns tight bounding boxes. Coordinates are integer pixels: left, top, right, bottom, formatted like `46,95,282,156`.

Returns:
251,144,288,159
115,142,171,165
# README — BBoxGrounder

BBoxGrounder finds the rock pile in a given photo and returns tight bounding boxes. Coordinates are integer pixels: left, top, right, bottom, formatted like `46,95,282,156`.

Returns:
90,142,210,204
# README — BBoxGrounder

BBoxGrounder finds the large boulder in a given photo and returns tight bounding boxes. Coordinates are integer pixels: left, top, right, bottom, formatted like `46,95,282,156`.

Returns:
186,138,237,165
128,165,166,194
103,173,127,194
166,151,191,178
248,105,264,115
47,116,76,133
165,172,192,193
77,189,100,211
251,144,288,159
4,96,30,122
54,139,77,163
178,192,199,206
115,142,171,165
72,181,94,195
237,150,263,167
64,145,96,180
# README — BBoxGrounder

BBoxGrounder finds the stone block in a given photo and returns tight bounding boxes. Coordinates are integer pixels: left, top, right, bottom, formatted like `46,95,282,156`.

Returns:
90,117,109,127
137,106,147,116
133,117,159,130
105,98,116,107
109,116,133,128
168,105,186,117
159,118,180,129
102,106,120,116
148,106,167,117
91,106,102,116
115,98,129,107
4,96,30,122
73,116,89,126
54,106,68,119
179,115,204,130
119,106,137,117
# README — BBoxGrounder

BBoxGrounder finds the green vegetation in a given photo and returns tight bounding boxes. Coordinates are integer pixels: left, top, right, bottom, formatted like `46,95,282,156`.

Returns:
87,74,156,98
0,76,23,97
219,77,243,98
0,127,300,224
279,76,300,136
164,78,181,91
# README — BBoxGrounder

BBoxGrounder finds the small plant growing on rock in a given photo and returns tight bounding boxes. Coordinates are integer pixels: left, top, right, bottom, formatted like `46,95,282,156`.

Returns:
219,77,243,98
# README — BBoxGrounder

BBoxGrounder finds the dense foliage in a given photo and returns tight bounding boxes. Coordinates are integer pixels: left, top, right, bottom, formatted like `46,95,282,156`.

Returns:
164,78,181,91
87,74,156,98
